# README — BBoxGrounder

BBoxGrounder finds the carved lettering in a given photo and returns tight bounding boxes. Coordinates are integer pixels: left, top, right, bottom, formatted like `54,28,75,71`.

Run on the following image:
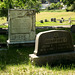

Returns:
34,30,74,55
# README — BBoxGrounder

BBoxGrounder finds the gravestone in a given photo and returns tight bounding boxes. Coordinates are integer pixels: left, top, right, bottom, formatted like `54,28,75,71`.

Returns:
40,20,43,23
7,9,36,44
54,18,56,22
45,19,48,22
51,18,54,22
61,17,64,22
60,20,62,23
34,30,74,55
71,25,75,33
29,30,75,65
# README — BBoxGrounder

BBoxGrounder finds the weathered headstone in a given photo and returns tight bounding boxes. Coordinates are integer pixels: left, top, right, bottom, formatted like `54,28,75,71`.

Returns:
54,18,56,22
60,20,62,23
71,25,75,33
61,17,64,21
40,20,43,23
45,19,48,22
7,9,36,44
29,30,74,65
51,18,54,22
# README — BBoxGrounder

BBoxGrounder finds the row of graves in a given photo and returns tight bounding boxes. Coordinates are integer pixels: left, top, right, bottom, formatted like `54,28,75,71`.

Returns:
40,17,75,24
0,9,75,65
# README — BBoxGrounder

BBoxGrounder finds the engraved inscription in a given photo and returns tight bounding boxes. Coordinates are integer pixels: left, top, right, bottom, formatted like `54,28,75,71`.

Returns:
11,17,32,33
44,37,67,44
8,9,36,43
10,34,30,42
34,30,74,55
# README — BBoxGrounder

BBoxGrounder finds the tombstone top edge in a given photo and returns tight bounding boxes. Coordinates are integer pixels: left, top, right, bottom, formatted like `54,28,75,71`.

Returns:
8,9,35,11
37,30,70,37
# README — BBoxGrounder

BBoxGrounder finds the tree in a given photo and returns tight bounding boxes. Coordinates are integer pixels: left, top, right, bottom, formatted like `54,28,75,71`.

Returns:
60,0,75,11
0,0,41,17
56,2,63,9
60,0,74,6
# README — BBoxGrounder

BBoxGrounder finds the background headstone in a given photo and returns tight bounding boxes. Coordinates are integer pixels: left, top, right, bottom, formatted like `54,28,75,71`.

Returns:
7,9,36,44
40,20,43,23
54,18,56,22
45,19,48,22
60,20,62,23
51,18,54,22
71,25,75,33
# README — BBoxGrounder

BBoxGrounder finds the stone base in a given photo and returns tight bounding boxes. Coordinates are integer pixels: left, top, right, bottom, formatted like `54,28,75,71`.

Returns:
29,51,75,65
7,40,35,47
7,40,35,44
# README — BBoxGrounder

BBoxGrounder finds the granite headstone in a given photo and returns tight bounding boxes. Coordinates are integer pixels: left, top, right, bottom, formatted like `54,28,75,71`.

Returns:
7,9,36,44
34,30,74,56
29,30,74,65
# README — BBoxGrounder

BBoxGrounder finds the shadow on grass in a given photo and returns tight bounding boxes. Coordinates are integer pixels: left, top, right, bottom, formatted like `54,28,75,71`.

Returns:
0,46,34,70
34,57,75,71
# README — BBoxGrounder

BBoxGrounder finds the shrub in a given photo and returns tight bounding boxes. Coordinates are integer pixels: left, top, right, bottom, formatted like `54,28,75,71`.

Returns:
66,1,75,12
47,2,63,10
0,0,41,17
50,3,56,9
0,2,8,17
56,2,63,9
46,7,51,10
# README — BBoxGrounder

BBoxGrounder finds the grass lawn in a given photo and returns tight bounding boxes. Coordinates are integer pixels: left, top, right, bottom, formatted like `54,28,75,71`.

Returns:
36,21,70,27
36,12,75,22
36,11,75,26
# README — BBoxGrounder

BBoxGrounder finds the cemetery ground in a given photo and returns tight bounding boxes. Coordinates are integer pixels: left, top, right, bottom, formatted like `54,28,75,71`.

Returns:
0,27,75,75
0,11,75,74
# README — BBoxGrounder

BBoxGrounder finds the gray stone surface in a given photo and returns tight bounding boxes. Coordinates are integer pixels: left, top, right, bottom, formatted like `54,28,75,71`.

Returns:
34,30,74,56
7,9,36,44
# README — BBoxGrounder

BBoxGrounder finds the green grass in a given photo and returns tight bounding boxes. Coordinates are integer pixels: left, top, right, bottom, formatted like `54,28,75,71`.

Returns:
36,21,70,27
36,11,75,26
0,46,75,75
0,35,7,43
0,25,8,28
